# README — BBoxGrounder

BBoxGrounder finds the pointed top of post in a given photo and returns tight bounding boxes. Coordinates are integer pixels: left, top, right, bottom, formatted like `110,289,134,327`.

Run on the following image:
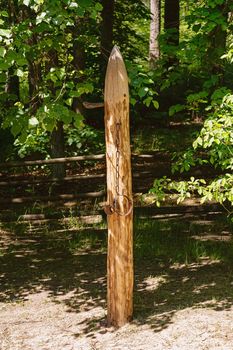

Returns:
109,45,122,59
107,46,126,67
105,46,129,103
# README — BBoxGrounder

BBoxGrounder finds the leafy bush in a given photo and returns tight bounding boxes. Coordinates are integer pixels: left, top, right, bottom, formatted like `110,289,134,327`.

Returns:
150,93,233,215
14,129,49,159
65,124,104,155
14,123,104,159
126,62,159,110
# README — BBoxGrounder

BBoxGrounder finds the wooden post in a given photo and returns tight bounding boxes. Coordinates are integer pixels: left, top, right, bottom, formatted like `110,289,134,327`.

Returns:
104,46,133,327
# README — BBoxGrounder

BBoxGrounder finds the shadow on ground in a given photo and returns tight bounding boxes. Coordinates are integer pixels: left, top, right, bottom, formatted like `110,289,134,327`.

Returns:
1,219,233,337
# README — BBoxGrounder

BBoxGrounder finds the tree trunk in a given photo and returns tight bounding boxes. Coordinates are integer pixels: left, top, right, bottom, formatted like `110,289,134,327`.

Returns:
164,0,179,45
5,1,20,104
149,0,160,68
164,0,179,65
104,46,133,327
100,0,114,77
28,60,41,111
24,6,42,113
5,67,20,110
206,3,229,76
50,121,66,179
71,20,86,116
45,49,66,179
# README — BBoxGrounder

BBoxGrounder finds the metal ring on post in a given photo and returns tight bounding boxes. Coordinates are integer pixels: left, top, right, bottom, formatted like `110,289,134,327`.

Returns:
114,194,133,216
104,194,133,217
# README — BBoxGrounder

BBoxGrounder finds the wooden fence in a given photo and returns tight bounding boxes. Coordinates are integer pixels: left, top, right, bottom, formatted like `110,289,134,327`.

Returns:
0,152,224,205
0,153,162,203
0,152,225,225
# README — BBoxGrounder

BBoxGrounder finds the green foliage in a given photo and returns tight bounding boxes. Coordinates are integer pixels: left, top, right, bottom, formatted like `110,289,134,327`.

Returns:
127,62,159,109
151,93,233,213
222,42,233,63
113,0,150,60
158,0,232,117
149,176,170,207
14,128,49,158
0,0,157,159
0,0,102,150
172,149,198,174
14,123,104,158
0,0,232,218
169,104,185,117
148,2,233,217
65,124,104,155
35,103,84,132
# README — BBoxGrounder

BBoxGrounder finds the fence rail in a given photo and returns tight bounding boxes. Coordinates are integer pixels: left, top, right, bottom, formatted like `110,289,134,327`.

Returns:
0,152,224,205
0,203,225,224
0,154,106,168
0,191,106,204
0,152,172,168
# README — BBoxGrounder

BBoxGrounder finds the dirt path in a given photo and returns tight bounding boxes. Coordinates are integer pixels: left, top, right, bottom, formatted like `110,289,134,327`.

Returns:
1,226,233,349
1,292,233,350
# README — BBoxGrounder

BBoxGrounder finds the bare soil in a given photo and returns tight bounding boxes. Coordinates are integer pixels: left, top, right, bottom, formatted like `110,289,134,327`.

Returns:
1,225,233,350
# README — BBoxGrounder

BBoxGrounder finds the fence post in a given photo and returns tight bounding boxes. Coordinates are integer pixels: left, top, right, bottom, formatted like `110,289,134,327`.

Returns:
104,46,133,327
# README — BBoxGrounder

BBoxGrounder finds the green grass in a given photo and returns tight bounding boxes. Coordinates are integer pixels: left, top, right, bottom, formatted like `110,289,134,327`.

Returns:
67,231,107,253
2,206,232,264
134,218,233,264
132,125,200,153
48,216,233,265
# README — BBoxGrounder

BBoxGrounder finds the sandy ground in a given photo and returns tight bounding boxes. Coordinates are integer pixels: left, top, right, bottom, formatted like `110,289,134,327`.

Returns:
1,291,233,350
1,225,233,350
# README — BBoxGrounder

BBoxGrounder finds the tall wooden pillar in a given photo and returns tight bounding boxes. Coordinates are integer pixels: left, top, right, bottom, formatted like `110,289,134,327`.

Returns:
104,46,133,327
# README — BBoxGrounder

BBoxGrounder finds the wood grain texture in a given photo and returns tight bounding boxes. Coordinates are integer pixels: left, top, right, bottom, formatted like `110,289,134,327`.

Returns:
104,46,133,327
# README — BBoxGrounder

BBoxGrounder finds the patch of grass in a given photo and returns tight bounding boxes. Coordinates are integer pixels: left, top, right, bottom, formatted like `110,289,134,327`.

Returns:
67,230,107,254
64,215,87,231
134,218,233,264
63,214,107,232
4,206,232,265
132,125,199,153
43,214,233,264
50,216,232,264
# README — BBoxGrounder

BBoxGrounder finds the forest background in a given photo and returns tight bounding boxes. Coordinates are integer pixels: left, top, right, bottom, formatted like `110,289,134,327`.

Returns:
0,0,232,211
